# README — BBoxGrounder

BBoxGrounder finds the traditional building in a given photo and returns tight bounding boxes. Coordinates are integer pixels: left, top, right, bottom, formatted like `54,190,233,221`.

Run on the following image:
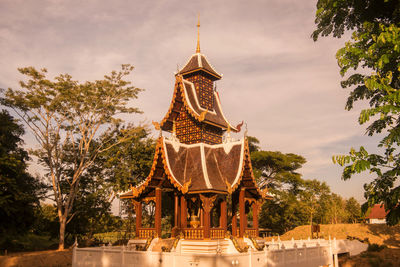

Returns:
365,204,387,224
120,20,270,244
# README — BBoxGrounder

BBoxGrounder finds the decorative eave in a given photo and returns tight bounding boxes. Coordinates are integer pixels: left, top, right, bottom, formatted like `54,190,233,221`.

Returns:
159,75,238,132
230,137,266,199
127,137,186,199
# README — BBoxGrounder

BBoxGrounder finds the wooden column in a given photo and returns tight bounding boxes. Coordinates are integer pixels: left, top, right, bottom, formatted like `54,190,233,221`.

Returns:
180,196,187,228
174,194,179,228
134,200,142,238
220,199,227,231
232,214,237,236
232,196,237,237
239,189,246,238
155,188,162,237
200,195,217,239
253,202,260,237
200,209,204,227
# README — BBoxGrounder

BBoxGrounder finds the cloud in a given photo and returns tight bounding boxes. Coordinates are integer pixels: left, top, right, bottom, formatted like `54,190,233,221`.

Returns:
0,0,377,202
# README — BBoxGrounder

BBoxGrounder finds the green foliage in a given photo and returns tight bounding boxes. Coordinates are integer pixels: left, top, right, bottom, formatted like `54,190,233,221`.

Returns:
314,0,400,225
33,203,59,238
250,146,306,192
0,233,58,252
0,109,46,249
312,0,400,41
345,197,362,223
252,136,362,233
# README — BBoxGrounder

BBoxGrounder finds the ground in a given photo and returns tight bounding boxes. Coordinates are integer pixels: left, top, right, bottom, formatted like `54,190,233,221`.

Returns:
267,223,400,267
339,248,400,267
0,250,72,267
266,223,400,248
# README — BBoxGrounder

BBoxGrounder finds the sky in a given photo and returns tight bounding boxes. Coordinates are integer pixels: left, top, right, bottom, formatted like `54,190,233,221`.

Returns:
0,0,381,203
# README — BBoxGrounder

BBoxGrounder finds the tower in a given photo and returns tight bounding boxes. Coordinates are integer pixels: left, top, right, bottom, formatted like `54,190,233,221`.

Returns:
159,18,237,144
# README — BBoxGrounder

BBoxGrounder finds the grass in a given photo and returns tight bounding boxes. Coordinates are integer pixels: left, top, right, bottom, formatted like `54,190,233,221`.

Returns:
93,232,129,244
1,233,58,253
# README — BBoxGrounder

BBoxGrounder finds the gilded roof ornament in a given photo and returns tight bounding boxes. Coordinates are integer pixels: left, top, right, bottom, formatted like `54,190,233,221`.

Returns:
196,14,201,53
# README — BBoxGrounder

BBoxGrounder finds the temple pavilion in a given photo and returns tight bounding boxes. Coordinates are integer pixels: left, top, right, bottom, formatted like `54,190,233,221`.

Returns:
120,21,270,243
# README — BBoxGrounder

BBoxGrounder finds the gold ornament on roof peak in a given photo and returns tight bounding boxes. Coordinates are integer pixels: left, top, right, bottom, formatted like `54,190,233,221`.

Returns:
196,14,201,53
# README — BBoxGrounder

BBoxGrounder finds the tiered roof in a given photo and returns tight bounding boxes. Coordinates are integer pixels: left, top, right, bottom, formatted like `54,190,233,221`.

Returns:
120,136,267,199
160,76,238,132
178,53,222,80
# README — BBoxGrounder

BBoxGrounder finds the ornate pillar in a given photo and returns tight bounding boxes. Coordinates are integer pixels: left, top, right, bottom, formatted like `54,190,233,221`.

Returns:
155,188,162,237
134,200,142,238
232,196,237,237
200,194,217,239
174,193,179,228
253,201,260,237
180,195,187,228
200,209,204,227
239,189,246,238
220,199,227,231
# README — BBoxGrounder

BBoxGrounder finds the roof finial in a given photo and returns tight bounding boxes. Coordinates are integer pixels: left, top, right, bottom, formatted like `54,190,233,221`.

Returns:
196,14,201,53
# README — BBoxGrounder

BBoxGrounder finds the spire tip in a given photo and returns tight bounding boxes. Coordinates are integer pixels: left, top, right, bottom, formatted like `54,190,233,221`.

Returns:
196,14,200,53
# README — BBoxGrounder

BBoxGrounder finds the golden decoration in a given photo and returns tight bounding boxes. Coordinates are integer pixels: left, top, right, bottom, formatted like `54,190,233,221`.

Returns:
225,179,232,194
152,120,160,131
181,177,192,194
131,185,139,197
172,119,176,134
143,197,156,204
199,110,207,122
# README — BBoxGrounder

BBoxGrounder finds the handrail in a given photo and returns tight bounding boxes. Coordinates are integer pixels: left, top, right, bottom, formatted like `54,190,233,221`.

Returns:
161,233,183,252
136,232,155,251
248,236,265,251
228,235,249,253
210,228,225,239
138,228,156,239
182,228,204,239
244,228,257,238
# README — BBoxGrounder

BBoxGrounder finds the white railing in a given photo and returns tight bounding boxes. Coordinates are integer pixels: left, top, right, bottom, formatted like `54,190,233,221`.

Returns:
72,238,365,267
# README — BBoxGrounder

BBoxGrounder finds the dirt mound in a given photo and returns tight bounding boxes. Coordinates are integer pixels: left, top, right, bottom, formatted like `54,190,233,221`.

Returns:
266,224,400,248
0,249,72,267
340,248,400,267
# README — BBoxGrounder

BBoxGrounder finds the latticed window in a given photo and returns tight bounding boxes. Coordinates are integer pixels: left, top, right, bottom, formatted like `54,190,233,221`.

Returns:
187,74,214,111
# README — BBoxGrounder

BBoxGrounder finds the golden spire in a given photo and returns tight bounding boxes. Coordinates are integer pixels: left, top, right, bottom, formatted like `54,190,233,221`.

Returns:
196,14,200,53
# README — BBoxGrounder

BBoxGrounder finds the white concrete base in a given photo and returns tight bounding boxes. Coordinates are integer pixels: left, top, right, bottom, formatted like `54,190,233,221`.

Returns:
179,239,237,254
72,238,366,267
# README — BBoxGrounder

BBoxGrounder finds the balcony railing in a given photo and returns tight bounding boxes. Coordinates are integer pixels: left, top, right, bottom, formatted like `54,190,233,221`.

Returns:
138,228,156,239
245,228,257,238
210,228,225,239
182,228,204,239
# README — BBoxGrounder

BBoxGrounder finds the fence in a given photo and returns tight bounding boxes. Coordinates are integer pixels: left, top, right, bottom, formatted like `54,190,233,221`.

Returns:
72,237,364,267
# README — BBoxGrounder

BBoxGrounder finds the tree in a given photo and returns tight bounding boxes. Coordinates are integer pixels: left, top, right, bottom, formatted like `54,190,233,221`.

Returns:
248,136,310,233
251,149,306,192
1,65,142,249
67,126,155,243
300,179,330,226
313,0,400,225
0,109,45,248
345,197,362,223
